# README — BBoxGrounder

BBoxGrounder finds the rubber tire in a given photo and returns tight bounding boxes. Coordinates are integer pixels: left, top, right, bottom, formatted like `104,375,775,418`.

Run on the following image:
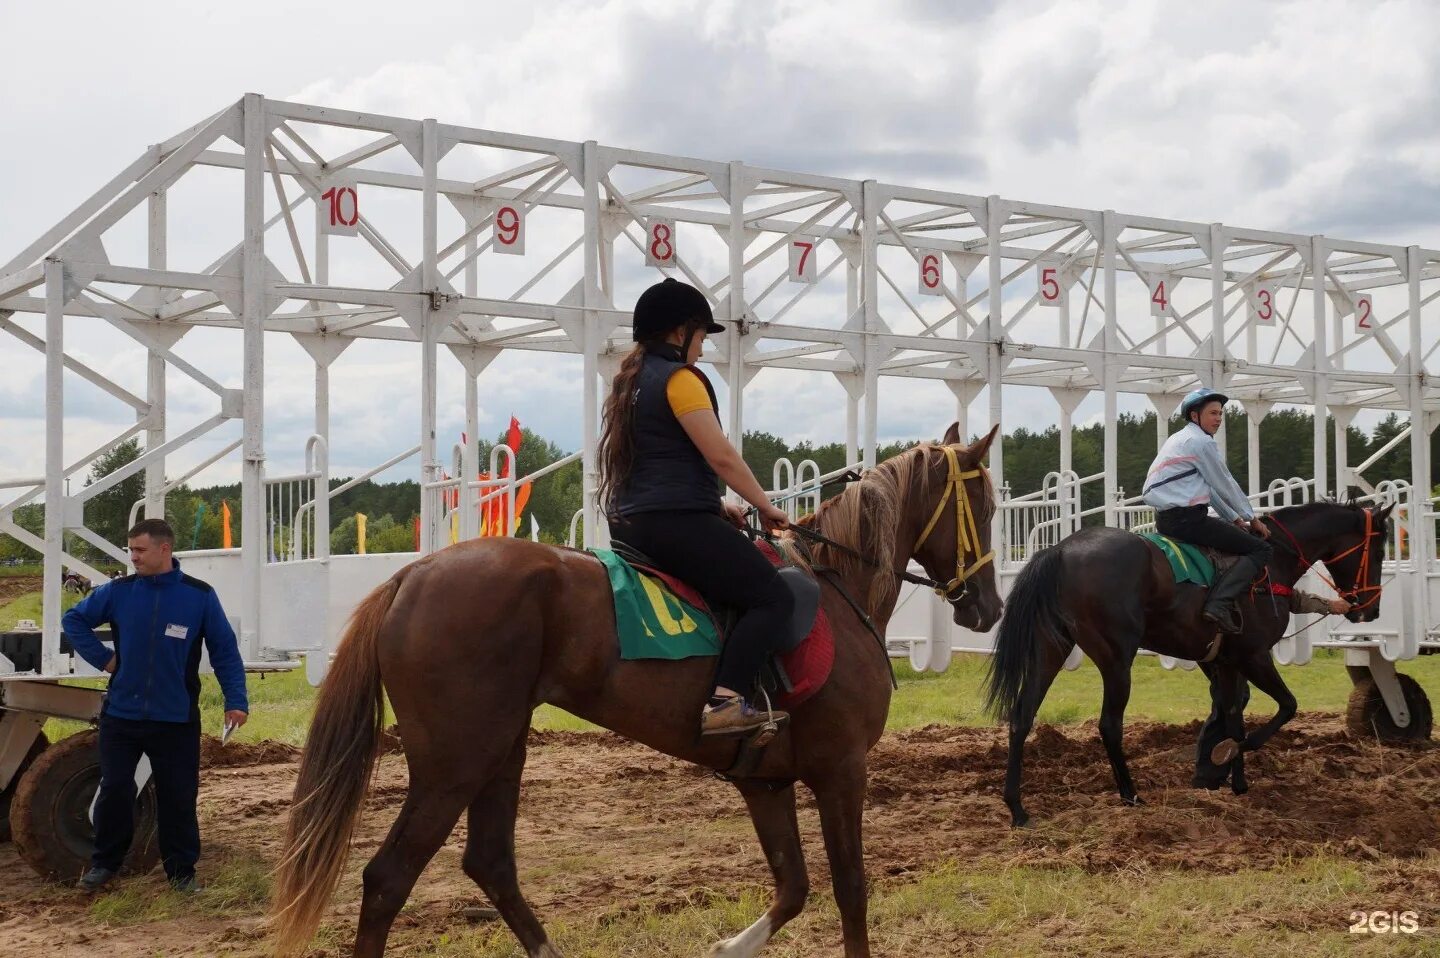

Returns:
9,728,160,882
1346,673,1434,743
0,732,48,844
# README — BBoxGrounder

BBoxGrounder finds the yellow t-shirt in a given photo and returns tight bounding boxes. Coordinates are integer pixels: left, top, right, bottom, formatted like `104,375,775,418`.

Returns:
666,367,713,417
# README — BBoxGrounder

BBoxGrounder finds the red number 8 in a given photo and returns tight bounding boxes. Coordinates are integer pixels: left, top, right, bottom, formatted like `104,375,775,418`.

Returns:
651,224,673,261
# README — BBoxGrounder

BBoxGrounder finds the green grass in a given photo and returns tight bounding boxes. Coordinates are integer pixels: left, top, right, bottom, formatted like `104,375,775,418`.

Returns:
0,562,43,577
0,588,82,631
396,852,1437,957
87,849,272,926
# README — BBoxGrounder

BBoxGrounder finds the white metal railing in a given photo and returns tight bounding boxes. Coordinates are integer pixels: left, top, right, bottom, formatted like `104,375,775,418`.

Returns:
424,445,584,552
768,458,862,521
263,435,328,563
127,439,244,531
292,443,422,556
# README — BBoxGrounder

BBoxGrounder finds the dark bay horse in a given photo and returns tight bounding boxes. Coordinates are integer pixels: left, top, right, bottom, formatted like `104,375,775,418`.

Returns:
272,423,1003,958
984,500,1391,827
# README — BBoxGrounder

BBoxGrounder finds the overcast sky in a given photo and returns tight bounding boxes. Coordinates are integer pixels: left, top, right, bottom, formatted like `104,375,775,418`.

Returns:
4,0,1439,488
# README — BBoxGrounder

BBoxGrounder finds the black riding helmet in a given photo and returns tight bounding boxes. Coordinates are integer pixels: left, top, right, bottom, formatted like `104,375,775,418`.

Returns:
632,278,724,342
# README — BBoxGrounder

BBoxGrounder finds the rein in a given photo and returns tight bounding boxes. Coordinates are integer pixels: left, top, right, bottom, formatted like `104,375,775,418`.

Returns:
788,445,995,603
1268,507,1384,613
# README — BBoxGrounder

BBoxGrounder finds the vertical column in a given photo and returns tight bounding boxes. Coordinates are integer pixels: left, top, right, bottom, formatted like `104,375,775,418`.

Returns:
727,161,747,456
240,94,267,661
985,196,1005,508
1210,223,1228,461
860,181,880,468
463,362,480,540
1407,246,1431,565
1102,210,1119,525
145,190,167,520
581,141,603,546
1332,407,1355,496
419,119,440,553
1311,236,1329,499
845,250,861,467
42,259,65,673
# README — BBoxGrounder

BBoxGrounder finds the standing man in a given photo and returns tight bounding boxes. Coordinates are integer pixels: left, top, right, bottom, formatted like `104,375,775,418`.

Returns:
62,518,249,893
1142,388,1273,633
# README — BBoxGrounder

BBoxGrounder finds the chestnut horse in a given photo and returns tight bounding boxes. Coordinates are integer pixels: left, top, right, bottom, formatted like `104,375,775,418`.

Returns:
272,423,1002,958
984,499,1392,827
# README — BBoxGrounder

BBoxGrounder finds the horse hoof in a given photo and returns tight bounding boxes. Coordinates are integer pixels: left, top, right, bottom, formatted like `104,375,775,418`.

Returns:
1210,739,1242,765
1191,777,1224,791
1231,781,1249,796
1123,794,1145,807
1011,813,1031,829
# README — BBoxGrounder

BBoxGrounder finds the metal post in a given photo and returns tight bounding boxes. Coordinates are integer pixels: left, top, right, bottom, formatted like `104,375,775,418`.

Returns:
1102,210,1119,525
1408,246,1431,571
986,196,1005,514
42,258,65,674
727,161,747,458
239,94,268,661
419,119,439,553
145,189,167,521
1311,235,1329,499
1210,223,1227,461
860,181,880,468
581,141,603,546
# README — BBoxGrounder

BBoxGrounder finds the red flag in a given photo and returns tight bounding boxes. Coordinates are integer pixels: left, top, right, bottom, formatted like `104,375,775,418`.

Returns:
502,416,523,478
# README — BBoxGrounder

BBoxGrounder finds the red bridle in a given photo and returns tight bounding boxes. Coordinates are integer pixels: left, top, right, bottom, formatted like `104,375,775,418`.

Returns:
1269,507,1385,613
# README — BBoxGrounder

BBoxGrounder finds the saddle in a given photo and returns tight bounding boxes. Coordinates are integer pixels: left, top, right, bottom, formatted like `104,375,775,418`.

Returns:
599,538,835,711
1138,532,1251,589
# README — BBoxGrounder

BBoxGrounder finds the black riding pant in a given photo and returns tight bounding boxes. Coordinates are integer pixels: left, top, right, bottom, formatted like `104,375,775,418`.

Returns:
93,712,201,881
1155,505,1273,565
609,510,794,698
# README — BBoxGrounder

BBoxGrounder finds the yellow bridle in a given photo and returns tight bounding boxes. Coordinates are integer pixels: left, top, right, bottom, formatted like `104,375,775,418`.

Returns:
912,445,995,601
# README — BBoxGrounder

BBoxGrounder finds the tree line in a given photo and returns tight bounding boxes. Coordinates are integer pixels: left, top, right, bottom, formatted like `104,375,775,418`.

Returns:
2,408,1431,562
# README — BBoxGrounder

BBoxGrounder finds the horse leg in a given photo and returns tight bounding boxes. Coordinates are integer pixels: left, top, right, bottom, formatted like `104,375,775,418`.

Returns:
460,731,561,958
1194,663,1250,792
355,722,530,956
707,782,808,958
353,784,476,958
812,763,871,958
1097,652,1142,806
1003,636,1075,828
1231,652,1297,758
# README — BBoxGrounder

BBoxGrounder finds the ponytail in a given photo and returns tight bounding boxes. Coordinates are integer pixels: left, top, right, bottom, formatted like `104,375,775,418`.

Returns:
596,344,648,515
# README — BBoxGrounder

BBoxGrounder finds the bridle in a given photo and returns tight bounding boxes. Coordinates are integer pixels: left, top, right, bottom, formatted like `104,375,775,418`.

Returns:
1269,507,1385,613
788,444,995,603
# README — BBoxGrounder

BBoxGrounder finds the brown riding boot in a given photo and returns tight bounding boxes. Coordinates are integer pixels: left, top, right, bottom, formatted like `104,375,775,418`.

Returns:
700,696,789,737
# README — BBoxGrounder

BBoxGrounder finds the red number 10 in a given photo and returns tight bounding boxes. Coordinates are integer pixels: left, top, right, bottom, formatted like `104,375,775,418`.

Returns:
321,186,358,228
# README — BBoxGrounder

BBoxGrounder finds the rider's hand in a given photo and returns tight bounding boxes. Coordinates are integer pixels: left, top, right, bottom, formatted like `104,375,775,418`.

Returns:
757,503,789,532
1249,518,1271,539
224,709,249,730
722,501,748,528
1328,598,1354,615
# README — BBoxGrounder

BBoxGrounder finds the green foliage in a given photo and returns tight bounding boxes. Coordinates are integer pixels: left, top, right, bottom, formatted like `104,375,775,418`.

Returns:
82,438,146,551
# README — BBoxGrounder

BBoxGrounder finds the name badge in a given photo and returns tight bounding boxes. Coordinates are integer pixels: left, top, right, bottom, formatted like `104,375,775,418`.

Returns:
164,623,189,640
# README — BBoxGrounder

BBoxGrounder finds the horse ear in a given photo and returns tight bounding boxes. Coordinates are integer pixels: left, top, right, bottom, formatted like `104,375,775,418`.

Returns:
963,423,1000,463
1377,502,1397,523
941,421,961,445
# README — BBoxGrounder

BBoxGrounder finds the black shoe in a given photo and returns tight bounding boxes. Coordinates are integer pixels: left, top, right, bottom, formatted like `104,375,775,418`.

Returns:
78,866,117,893
169,874,202,894
1201,605,1243,634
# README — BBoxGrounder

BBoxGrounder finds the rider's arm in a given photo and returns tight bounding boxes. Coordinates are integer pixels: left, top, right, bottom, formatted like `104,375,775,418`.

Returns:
1192,437,1254,521
676,407,773,510
1289,591,1349,615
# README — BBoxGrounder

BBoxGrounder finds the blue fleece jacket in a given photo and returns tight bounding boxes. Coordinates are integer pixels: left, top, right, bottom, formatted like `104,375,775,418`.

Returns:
61,560,248,723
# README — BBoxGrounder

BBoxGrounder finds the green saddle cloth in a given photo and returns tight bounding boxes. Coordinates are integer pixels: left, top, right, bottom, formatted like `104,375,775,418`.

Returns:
592,549,721,660
1137,532,1216,587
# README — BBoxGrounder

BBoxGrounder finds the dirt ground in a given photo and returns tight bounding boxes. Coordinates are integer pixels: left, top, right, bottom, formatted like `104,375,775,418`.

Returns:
1,714,1436,956
0,574,42,607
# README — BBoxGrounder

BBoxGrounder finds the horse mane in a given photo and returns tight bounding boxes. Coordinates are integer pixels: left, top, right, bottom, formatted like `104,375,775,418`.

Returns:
788,445,935,611
1267,496,1374,524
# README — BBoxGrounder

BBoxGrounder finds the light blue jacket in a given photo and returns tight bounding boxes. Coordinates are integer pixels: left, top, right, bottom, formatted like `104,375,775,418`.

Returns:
1142,422,1255,521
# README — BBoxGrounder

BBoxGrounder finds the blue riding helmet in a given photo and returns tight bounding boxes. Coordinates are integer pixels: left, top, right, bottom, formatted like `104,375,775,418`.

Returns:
1180,387,1229,421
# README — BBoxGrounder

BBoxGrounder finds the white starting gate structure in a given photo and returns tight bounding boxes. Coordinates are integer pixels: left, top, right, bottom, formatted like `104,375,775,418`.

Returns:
3,94,1437,755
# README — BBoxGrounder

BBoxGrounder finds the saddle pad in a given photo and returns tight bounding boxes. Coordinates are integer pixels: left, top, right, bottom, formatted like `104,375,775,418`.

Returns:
592,541,836,709
1137,532,1216,587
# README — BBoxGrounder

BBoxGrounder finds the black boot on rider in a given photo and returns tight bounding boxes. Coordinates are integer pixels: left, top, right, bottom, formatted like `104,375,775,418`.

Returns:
1201,555,1264,634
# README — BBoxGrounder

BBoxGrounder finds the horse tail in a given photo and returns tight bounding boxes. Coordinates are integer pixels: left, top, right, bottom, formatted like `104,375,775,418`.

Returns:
983,544,1071,723
271,574,400,956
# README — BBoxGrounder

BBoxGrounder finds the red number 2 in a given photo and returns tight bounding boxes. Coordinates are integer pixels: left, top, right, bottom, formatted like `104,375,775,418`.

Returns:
1357,297,1373,329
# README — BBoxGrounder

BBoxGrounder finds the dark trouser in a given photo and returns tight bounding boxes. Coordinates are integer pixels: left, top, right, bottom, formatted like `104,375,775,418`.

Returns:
93,712,201,880
609,510,794,698
1156,504,1273,622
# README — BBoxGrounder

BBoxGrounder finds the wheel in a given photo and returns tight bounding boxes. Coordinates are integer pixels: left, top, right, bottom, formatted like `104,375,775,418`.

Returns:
1346,673,1434,743
9,729,159,882
0,732,48,844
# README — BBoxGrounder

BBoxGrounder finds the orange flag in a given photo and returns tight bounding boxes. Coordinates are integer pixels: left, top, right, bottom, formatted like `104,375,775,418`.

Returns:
221,500,233,549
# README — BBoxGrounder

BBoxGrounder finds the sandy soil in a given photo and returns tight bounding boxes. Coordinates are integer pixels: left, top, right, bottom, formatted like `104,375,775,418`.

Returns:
0,714,1436,956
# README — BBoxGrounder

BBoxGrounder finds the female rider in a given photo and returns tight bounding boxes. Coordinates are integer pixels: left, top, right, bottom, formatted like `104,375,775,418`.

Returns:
599,278,794,737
